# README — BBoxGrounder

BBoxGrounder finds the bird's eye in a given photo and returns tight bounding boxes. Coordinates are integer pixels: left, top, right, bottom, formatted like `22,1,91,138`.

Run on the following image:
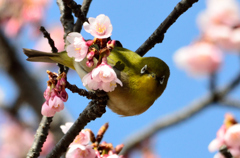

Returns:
140,65,148,74
159,76,165,84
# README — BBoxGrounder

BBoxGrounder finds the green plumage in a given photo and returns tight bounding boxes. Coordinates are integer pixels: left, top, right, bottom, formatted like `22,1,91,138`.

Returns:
23,47,170,116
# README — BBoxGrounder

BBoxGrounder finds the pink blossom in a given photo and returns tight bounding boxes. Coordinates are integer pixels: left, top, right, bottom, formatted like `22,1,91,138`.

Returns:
82,63,123,92
43,86,51,101
59,89,68,102
60,122,74,134
41,101,57,117
82,72,102,90
197,0,240,51
224,124,240,148
83,14,113,39
0,121,34,158
4,18,22,37
173,41,223,76
66,32,89,62
22,5,43,23
70,130,90,146
49,96,64,112
86,60,94,67
66,144,96,158
197,0,240,29
60,123,90,146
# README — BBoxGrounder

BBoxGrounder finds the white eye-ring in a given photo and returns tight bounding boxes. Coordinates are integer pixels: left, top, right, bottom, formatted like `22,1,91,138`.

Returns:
140,65,148,74
159,76,165,84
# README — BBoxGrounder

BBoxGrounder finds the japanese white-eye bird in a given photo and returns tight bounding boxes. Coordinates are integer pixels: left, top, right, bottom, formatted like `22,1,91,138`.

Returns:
23,47,170,116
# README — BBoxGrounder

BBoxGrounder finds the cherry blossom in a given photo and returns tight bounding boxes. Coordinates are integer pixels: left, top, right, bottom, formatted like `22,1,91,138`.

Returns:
66,32,89,62
82,61,123,92
65,144,96,158
197,0,240,51
173,41,223,76
83,14,113,39
224,124,240,148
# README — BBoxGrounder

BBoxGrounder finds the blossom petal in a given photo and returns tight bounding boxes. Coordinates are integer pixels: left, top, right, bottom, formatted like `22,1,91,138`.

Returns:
41,102,57,117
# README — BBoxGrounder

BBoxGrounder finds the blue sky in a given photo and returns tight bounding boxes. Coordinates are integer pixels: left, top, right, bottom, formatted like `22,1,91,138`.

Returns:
1,0,240,157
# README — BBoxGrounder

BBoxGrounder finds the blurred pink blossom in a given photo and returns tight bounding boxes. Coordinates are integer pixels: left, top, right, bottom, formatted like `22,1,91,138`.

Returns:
34,25,65,52
0,0,51,38
173,41,223,76
208,125,226,152
224,124,240,148
208,114,240,158
4,18,22,37
197,0,240,51
0,123,33,157
83,14,113,39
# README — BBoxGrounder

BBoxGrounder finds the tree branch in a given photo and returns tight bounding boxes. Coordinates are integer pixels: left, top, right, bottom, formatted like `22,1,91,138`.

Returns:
0,32,43,118
46,99,107,158
61,0,88,26
26,116,53,158
135,0,199,57
220,98,240,108
121,72,240,155
73,0,92,32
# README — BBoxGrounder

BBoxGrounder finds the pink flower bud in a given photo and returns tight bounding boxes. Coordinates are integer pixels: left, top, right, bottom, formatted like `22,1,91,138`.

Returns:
87,51,95,60
49,96,64,112
86,40,94,46
41,102,57,117
59,89,68,102
107,40,116,50
86,60,94,67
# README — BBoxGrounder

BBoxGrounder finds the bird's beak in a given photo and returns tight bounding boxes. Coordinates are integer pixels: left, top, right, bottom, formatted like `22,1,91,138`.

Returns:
150,73,157,80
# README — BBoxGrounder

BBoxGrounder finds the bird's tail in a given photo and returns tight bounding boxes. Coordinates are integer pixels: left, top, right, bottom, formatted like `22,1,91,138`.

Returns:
23,49,75,70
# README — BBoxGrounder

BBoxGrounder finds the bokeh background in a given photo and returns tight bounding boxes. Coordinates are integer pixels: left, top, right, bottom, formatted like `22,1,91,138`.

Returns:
0,0,240,157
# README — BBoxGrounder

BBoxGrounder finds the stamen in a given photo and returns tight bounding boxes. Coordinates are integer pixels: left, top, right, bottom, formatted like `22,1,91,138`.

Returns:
96,23,106,35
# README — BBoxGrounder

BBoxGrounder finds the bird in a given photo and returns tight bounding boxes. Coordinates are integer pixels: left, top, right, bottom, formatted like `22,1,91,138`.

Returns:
23,47,170,116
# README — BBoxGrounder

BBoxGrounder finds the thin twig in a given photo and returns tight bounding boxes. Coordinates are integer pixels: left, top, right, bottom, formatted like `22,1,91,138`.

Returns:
26,27,66,158
39,26,58,53
120,71,240,155
219,145,233,158
57,0,75,73
220,98,240,108
135,0,199,57
73,0,92,32
66,81,109,101
57,0,74,39
46,100,107,158
27,117,53,158
210,72,218,101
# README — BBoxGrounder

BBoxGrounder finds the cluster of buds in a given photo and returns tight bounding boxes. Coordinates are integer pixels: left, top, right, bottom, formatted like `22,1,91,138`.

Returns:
66,14,122,92
208,113,240,158
41,71,68,117
60,122,124,158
